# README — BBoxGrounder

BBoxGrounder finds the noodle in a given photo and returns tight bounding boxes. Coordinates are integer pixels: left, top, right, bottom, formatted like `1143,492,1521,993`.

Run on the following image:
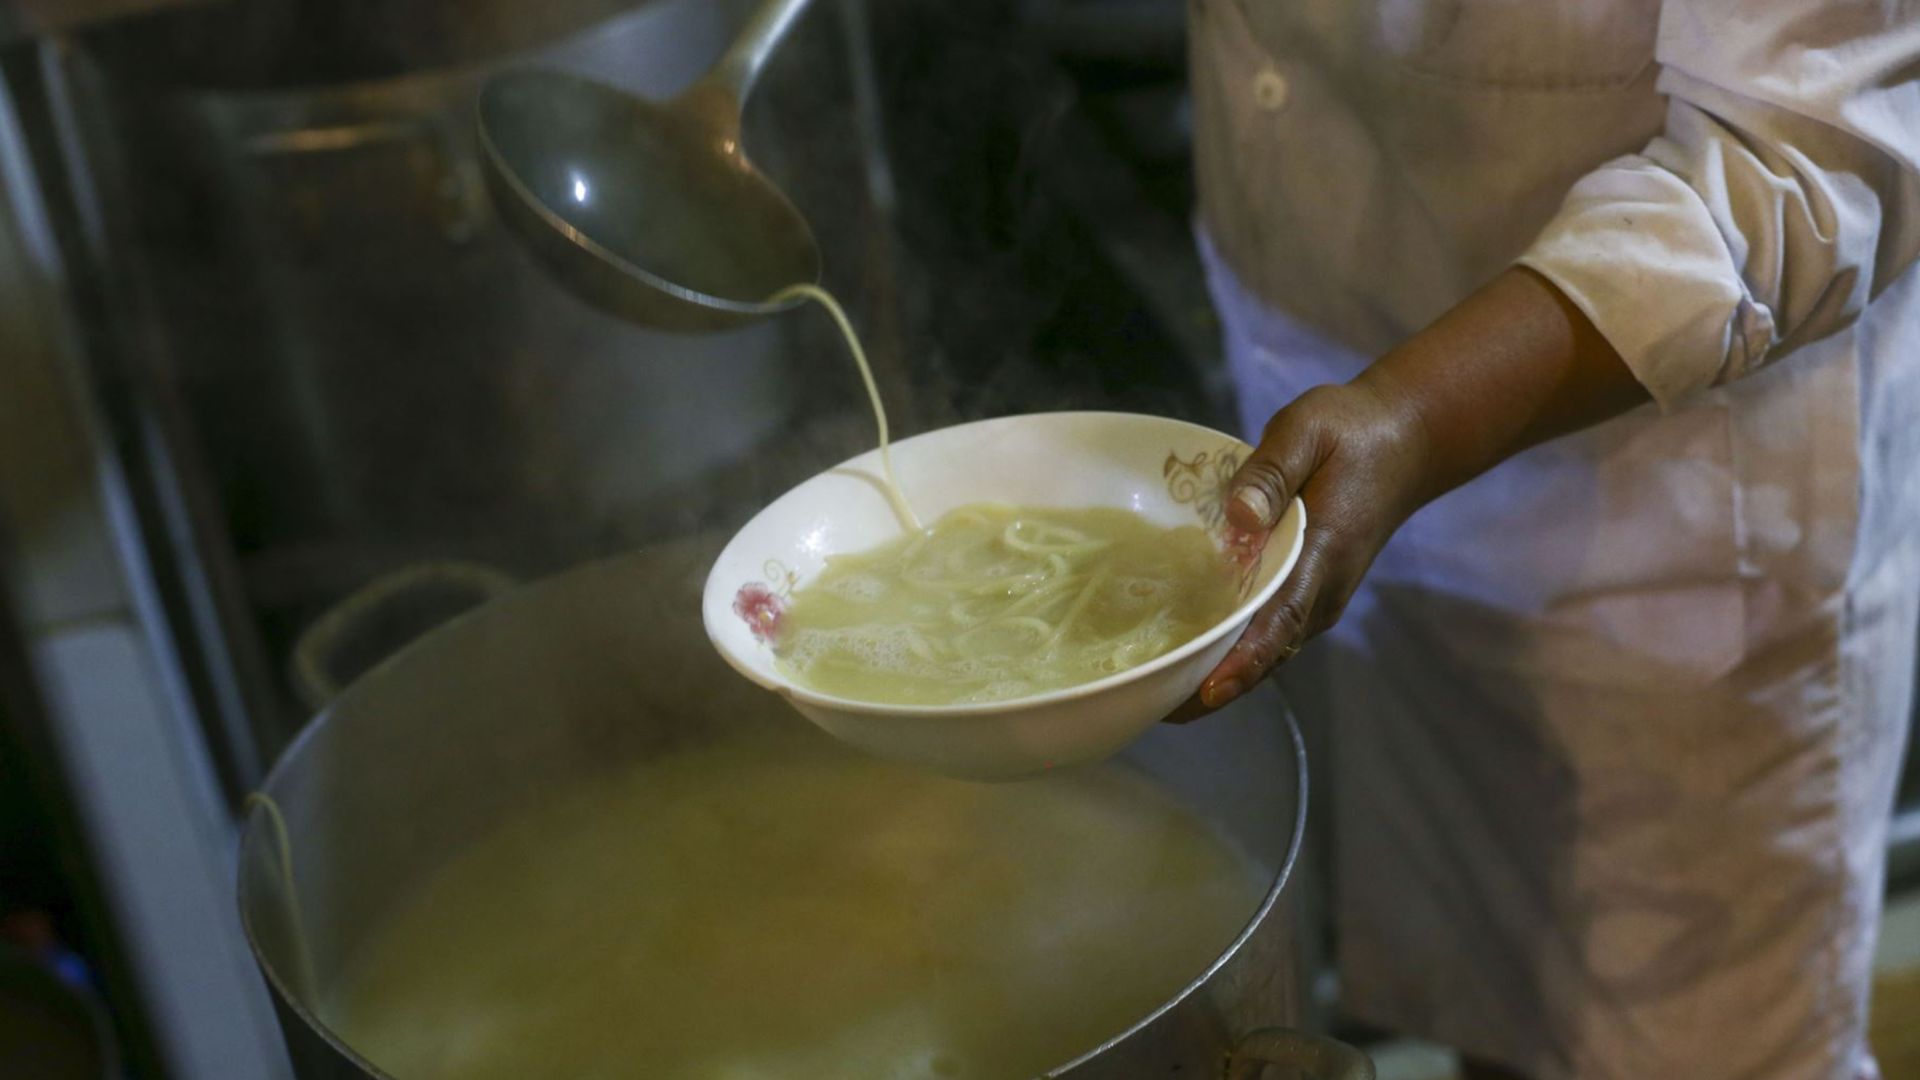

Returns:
755,287,1237,707
767,284,922,531
776,504,1239,705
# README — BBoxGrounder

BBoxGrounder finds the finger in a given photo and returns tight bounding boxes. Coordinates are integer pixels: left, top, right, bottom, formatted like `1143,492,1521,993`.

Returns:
1194,518,1334,710
1165,517,1342,726
1225,394,1329,533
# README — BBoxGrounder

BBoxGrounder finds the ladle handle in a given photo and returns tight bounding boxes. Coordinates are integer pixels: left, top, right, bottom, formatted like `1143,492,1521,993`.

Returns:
1226,1028,1376,1080
708,0,816,106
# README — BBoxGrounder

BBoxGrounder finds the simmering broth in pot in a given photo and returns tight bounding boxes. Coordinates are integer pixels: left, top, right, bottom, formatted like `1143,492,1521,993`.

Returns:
323,743,1261,1079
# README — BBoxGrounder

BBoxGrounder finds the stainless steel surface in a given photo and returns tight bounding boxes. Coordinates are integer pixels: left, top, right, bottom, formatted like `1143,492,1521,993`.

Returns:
75,0,661,89
236,534,1358,1078
0,52,297,1079
1230,1028,1376,1080
57,0,806,764
48,0,1221,780
478,0,822,330
100,0,795,540
0,0,211,43
288,562,516,713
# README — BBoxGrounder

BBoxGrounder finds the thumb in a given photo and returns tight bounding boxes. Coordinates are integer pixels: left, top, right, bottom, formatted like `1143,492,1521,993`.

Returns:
1226,396,1327,532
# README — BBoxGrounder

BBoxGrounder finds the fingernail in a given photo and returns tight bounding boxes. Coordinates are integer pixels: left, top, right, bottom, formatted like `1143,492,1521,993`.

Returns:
1232,486,1275,528
1201,678,1242,709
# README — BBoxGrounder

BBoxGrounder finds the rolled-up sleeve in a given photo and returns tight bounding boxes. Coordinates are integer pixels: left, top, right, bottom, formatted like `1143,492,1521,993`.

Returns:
1517,1,1920,410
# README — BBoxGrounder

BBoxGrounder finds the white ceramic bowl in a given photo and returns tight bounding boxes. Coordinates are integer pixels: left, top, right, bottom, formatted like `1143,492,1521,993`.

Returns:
703,412,1305,780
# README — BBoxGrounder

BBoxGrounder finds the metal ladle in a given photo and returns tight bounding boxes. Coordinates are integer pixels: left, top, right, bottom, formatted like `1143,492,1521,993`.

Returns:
477,0,822,332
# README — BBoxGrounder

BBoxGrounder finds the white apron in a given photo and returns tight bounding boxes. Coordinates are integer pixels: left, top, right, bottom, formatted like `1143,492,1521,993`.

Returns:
1189,1,1920,1077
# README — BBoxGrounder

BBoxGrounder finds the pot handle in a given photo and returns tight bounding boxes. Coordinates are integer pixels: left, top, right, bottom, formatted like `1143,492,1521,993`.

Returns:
1226,1028,1376,1080
243,117,490,244
291,561,516,712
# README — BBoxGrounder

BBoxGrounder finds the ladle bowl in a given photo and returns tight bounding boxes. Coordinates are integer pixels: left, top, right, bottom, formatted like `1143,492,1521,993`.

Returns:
476,0,821,330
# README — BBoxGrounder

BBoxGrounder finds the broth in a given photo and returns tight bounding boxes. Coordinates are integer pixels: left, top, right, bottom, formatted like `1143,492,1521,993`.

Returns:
771,283,920,531
323,743,1260,1080
776,504,1240,705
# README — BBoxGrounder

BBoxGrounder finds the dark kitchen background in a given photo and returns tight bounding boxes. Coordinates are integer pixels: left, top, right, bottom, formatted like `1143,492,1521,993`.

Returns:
0,1,1913,1077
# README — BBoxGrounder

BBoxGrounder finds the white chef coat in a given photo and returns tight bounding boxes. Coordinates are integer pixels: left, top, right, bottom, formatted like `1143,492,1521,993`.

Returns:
1189,1,1920,1077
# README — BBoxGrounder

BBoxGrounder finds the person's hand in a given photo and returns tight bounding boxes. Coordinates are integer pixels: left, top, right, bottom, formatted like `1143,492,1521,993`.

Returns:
1164,267,1647,724
1166,377,1432,723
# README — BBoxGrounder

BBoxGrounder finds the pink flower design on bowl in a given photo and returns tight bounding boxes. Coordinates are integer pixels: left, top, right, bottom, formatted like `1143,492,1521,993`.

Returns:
1222,524,1268,595
1222,524,1265,568
733,582,785,643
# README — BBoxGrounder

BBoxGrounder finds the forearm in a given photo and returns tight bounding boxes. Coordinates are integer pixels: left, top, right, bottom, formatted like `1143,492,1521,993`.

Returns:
1353,266,1648,509
1177,267,1650,719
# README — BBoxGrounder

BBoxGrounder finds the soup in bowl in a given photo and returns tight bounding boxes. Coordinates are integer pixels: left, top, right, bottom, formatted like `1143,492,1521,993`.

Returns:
703,412,1306,780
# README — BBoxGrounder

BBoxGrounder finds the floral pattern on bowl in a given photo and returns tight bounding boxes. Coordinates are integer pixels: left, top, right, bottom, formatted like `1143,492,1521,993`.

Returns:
733,560,799,643
1163,448,1268,596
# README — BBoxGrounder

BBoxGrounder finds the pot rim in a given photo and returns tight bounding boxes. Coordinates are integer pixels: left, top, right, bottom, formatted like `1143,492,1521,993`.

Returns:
1045,704,1308,1076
